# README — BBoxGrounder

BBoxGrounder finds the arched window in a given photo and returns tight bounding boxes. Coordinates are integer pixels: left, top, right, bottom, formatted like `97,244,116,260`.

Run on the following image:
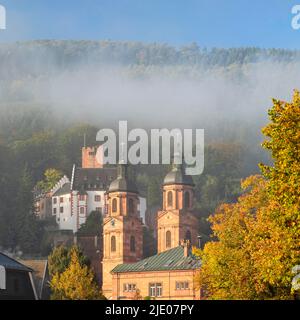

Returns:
184,191,190,208
111,235,116,252
128,198,134,214
130,236,136,252
112,198,117,212
185,230,192,242
167,191,173,207
166,231,171,248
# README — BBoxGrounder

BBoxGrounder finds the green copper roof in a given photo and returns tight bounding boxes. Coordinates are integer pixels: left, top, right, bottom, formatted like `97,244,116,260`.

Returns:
111,246,201,274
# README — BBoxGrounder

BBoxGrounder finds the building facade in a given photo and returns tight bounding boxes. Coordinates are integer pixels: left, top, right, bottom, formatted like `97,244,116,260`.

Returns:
103,159,202,300
157,161,199,253
0,253,37,300
111,241,201,300
102,163,144,298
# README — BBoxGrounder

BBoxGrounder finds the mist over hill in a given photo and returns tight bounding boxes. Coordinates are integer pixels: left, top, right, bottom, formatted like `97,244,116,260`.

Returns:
1,40,300,253
1,40,300,168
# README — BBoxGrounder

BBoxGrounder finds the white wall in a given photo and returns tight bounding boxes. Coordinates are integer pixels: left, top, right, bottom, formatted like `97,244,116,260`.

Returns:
52,190,147,233
52,193,74,231
86,191,106,214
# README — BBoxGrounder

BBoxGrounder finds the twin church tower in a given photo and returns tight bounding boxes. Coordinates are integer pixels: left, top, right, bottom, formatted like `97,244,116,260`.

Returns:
102,159,199,298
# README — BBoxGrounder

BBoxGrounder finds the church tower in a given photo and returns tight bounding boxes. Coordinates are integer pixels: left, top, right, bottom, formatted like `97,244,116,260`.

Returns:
157,156,199,253
102,163,143,299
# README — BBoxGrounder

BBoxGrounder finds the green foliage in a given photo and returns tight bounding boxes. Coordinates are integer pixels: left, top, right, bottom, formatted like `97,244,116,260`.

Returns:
0,119,99,254
197,91,300,300
36,168,63,192
143,226,156,258
50,247,103,300
48,245,90,278
77,211,103,236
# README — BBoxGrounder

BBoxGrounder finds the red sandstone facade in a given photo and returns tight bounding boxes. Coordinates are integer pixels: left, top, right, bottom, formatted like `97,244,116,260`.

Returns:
82,146,104,169
157,183,198,253
102,167,143,299
112,268,200,300
102,161,201,300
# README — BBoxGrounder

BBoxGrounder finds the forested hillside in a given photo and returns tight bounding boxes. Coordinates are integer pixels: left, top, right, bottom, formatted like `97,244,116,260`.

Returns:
0,40,299,255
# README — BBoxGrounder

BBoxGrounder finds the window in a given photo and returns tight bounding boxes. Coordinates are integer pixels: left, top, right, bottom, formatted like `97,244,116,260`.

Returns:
112,198,117,212
111,236,116,252
184,191,190,208
167,191,173,207
80,207,85,214
53,198,57,204
60,197,64,203
175,281,189,290
185,230,192,242
53,208,57,215
95,195,101,202
79,195,85,201
166,231,171,248
60,207,64,213
128,198,134,214
149,283,162,297
130,236,136,252
124,283,136,292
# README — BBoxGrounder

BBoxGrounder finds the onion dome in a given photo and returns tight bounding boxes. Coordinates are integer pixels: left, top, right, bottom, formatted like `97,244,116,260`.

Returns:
108,163,138,193
163,153,194,187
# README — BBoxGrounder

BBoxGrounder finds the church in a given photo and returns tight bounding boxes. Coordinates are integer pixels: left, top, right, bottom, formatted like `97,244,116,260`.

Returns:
102,158,202,300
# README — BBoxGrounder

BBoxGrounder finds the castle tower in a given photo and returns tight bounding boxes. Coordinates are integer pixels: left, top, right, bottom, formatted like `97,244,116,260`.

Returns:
82,145,104,168
157,156,199,253
102,163,143,299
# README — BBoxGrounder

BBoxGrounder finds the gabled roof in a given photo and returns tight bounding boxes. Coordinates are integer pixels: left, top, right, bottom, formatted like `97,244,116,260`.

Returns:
0,253,32,272
52,183,71,196
111,246,201,274
19,259,50,300
72,166,117,191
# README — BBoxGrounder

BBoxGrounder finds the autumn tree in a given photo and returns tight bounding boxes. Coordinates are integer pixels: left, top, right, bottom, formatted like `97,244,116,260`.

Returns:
195,176,268,300
36,168,63,192
196,91,300,300
50,247,103,300
48,245,89,277
254,90,300,298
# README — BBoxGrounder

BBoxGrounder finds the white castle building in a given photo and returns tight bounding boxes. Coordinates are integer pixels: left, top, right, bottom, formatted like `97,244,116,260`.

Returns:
36,146,147,233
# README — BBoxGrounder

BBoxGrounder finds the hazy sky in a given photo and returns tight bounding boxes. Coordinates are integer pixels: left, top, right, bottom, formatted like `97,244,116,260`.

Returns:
1,0,300,48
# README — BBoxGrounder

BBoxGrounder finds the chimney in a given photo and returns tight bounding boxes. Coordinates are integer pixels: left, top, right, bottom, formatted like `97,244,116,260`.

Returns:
181,239,191,257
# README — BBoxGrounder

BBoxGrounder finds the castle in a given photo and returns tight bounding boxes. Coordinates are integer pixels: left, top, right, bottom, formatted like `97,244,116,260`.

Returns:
102,157,201,300
34,146,146,233
34,145,202,300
